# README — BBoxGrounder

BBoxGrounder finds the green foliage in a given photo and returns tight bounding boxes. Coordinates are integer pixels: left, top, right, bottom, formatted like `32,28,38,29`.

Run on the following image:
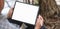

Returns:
34,0,39,4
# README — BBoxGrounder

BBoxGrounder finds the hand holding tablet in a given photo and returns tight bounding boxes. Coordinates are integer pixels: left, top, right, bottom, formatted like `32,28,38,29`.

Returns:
12,2,39,25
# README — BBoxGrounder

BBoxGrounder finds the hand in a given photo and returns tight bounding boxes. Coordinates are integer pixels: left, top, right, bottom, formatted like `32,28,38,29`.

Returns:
35,15,44,29
7,7,14,18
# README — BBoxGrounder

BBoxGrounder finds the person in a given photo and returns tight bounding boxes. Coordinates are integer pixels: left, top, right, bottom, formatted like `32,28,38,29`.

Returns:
0,0,44,29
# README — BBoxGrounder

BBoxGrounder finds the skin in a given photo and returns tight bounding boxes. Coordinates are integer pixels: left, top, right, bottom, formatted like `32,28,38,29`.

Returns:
0,0,44,29
35,15,44,29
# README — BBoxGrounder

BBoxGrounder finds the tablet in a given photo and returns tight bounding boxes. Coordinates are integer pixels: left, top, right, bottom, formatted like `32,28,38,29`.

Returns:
12,2,39,25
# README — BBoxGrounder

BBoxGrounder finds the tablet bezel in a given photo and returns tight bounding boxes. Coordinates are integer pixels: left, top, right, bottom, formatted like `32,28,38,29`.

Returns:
11,1,40,25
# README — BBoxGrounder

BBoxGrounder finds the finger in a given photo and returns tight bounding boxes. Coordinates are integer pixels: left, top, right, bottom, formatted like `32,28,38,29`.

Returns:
39,15,44,22
38,15,44,26
39,15,43,20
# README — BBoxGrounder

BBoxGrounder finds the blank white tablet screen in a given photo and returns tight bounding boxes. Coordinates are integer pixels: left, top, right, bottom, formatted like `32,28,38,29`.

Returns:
12,2,39,25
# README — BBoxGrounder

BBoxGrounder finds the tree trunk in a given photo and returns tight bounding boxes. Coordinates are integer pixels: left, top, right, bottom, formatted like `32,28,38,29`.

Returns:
32,0,34,4
28,0,30,4
39,0,60,29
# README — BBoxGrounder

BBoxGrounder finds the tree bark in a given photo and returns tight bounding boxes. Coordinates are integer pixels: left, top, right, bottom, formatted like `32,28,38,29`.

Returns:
39,0,60,29
28,0,30,4
32,0,34,4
